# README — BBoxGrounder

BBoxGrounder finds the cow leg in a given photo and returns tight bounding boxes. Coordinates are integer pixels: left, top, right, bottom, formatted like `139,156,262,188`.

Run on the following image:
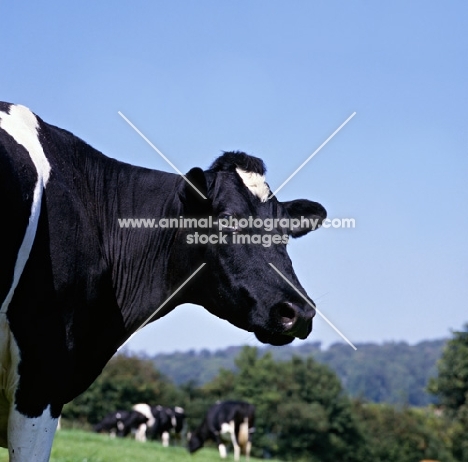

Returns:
227,421,241,461
116,420,125,437
135,423,147,442
161,431,169,447
245,441,252,460
233,444,241,461
238,419,251,460
8,405,58,462
218,443,227,458
232,439,241,461
213,430,228,459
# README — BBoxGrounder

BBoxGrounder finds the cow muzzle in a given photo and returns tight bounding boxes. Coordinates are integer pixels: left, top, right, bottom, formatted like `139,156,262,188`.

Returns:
275,301,315,339
254,301,316,346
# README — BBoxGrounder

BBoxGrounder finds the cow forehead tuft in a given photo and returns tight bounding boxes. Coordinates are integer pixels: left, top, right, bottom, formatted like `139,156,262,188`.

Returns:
208,151,270,202
209,151,266,175
235,168,270,202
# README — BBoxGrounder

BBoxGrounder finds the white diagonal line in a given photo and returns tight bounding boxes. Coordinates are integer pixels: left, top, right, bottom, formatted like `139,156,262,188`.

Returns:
268,112,356,199
118,111,207,200
118,263,206,351
269,263,357,350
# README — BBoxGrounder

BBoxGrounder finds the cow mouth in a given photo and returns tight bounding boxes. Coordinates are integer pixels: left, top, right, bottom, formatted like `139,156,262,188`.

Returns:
254,329,295,346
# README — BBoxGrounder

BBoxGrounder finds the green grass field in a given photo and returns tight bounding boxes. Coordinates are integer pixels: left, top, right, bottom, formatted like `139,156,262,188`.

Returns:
0,429,282,462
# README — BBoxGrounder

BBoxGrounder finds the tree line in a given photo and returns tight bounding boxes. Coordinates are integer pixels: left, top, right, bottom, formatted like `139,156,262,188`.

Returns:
149,339,445,406
62,326,468,461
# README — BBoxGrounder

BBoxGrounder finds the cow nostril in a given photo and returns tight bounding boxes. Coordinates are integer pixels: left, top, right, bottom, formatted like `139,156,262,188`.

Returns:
277,303,297,327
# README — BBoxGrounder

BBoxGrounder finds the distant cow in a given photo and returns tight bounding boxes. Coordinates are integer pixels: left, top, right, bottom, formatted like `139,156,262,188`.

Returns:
0,103,326,461
132,404,185,445
94,410,148,438
188,401,255,460
151,406,186,445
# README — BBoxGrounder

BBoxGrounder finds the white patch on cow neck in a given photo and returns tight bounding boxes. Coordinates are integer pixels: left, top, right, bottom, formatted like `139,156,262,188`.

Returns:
0,105,52,459
0,104,51,315
236,168,269,202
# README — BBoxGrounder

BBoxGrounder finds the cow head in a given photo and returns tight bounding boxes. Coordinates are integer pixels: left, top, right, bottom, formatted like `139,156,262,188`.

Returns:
174,152,326,346
187,431,204,453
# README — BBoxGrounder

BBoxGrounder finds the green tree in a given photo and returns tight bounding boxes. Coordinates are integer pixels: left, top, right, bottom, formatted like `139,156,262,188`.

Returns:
428,325,468,413
62,352,180,425
429,324,468,461
353,402,455,462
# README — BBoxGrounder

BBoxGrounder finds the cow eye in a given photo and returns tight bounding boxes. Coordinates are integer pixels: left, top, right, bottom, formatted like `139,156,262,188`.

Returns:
217,213,239,233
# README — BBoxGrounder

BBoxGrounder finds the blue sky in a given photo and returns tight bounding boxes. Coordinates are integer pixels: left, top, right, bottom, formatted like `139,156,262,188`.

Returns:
2,1,467,353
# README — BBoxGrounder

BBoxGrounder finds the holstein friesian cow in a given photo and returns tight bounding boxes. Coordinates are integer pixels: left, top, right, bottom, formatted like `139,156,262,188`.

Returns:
188,401,255,460
132,404,185,445
93,409,148,438
151,405,186,446
0,102,326,461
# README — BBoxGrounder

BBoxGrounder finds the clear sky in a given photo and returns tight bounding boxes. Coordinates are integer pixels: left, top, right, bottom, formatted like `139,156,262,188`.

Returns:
1,1,467,354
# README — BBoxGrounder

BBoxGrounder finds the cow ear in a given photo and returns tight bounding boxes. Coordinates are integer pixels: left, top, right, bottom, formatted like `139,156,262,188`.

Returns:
180,167,211,216
282,199,327,238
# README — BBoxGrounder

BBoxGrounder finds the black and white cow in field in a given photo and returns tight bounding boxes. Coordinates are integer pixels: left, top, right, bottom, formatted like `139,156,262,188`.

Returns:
93,409,148,438
188,401,255,460
132,404,185,445
0,102,326,461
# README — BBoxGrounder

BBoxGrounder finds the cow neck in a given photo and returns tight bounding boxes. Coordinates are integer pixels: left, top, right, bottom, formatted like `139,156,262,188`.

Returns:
196,418,211,443
162,173,211,308
81,152,188,330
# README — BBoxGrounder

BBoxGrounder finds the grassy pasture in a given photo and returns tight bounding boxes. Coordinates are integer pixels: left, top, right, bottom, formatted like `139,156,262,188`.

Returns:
0,429,282,462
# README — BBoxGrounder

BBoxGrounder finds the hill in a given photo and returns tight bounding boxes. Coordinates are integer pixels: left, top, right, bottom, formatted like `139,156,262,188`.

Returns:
150,339,446,406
